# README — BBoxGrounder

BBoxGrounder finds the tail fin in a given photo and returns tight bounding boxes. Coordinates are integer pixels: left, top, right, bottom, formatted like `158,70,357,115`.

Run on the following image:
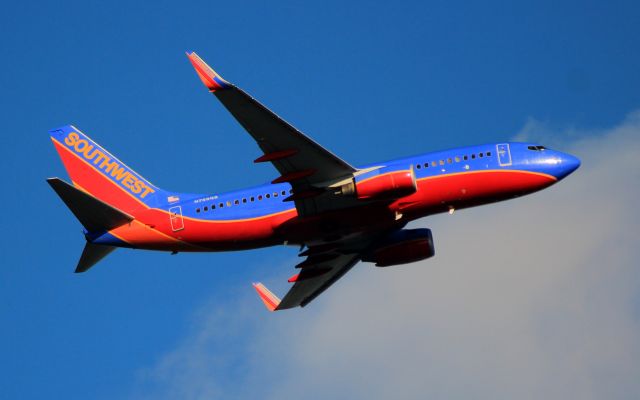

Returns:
49,125,162,215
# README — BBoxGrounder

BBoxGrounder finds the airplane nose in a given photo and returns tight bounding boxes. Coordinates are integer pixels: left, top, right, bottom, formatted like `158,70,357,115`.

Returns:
556,152,581,179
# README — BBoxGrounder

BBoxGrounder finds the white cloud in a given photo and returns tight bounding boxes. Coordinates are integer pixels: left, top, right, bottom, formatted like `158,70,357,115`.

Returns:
134,111,640,400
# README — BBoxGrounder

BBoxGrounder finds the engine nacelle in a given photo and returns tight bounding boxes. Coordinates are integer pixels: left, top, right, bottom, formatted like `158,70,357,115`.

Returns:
354,167,416,200
363,228,435,267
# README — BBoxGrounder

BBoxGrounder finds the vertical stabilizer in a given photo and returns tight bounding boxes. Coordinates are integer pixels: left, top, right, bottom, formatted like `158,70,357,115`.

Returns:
49,125,162,215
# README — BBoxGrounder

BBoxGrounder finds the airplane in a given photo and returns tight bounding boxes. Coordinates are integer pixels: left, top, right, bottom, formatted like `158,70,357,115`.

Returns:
47,51,581,311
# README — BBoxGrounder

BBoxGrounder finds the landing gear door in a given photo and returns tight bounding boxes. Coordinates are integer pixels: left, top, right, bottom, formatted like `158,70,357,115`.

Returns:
169,206,184,231
497,143,512,166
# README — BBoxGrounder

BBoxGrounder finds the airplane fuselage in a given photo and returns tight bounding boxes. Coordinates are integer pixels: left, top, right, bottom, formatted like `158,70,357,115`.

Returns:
81,141,579,252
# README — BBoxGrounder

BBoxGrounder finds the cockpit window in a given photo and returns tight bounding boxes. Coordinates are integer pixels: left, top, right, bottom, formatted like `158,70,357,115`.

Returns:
527,145,547,151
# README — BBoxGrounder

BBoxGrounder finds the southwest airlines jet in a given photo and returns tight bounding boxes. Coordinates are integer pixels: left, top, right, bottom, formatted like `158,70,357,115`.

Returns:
48,52,581,311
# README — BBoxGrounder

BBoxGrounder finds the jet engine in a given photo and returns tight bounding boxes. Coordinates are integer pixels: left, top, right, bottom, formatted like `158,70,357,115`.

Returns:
363,228,435,267
353,167,417,200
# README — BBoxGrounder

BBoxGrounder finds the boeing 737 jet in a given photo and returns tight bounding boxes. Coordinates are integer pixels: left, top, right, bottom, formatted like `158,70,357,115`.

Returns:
48,52,581,311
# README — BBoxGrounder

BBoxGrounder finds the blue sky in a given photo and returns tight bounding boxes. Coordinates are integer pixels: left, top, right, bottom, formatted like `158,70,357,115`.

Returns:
1,1,639,399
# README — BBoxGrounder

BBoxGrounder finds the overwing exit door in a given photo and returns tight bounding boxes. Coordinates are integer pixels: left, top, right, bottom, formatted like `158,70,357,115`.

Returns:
169,206,184,231
496,143,512,166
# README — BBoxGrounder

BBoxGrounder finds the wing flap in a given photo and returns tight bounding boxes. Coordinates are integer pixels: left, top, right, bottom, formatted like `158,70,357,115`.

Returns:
276,253,361,310
214,88,355,185
250,230,389,311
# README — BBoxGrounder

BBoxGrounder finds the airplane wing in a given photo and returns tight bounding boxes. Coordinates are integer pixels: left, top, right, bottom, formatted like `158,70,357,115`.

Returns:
254,252,362,310
252,228,391,310
186,52,360,216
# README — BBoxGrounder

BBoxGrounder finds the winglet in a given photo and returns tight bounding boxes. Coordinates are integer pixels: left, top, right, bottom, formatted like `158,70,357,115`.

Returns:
186,51,230,92
252,282,281,312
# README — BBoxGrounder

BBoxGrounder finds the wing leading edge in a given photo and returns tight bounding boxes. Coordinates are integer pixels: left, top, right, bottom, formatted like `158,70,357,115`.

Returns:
186,52,359,216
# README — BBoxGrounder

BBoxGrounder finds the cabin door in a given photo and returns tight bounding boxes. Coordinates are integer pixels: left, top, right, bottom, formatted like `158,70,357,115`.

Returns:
169,206,185,231
496,143,512,166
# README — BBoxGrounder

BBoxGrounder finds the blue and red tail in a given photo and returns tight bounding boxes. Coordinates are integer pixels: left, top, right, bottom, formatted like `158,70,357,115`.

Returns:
49,125,163,215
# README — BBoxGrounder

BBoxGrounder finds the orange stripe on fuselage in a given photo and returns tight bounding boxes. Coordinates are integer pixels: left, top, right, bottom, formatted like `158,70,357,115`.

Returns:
416,168,556,183
108,219,207,250
180,207,296,224
67,181,201,249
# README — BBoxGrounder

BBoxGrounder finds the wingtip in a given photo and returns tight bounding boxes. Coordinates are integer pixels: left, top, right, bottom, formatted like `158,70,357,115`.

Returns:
186,51,230,92
252,282,281,312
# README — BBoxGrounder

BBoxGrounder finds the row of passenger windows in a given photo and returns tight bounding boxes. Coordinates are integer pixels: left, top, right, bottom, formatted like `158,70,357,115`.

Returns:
195,189,294,213
196,150,494,212
415,151,492,170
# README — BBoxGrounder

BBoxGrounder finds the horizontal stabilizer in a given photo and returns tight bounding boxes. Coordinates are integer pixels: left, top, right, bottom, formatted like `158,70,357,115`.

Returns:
252,283,281,312
47,178,133,232
76,243,116,273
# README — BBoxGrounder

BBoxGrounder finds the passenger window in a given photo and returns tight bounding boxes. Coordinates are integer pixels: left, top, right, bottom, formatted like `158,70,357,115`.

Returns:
204,206,208,211
463,155,468,161
258,195,263,200
455,156,460,162
439,160,444,166
416,164,421,169
274,192,278,197
219,203,224,208
226,201,231,207
424,163,429,168
479,152,484,158
250,196,255,202
212,204,216,209
487,151,491,157
196,208,201,213
471,154,476,159
289,189,293,194
266,194,271,199
281,190,286,196
242,198,247,203
234,200,239,205
447,158,452,164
